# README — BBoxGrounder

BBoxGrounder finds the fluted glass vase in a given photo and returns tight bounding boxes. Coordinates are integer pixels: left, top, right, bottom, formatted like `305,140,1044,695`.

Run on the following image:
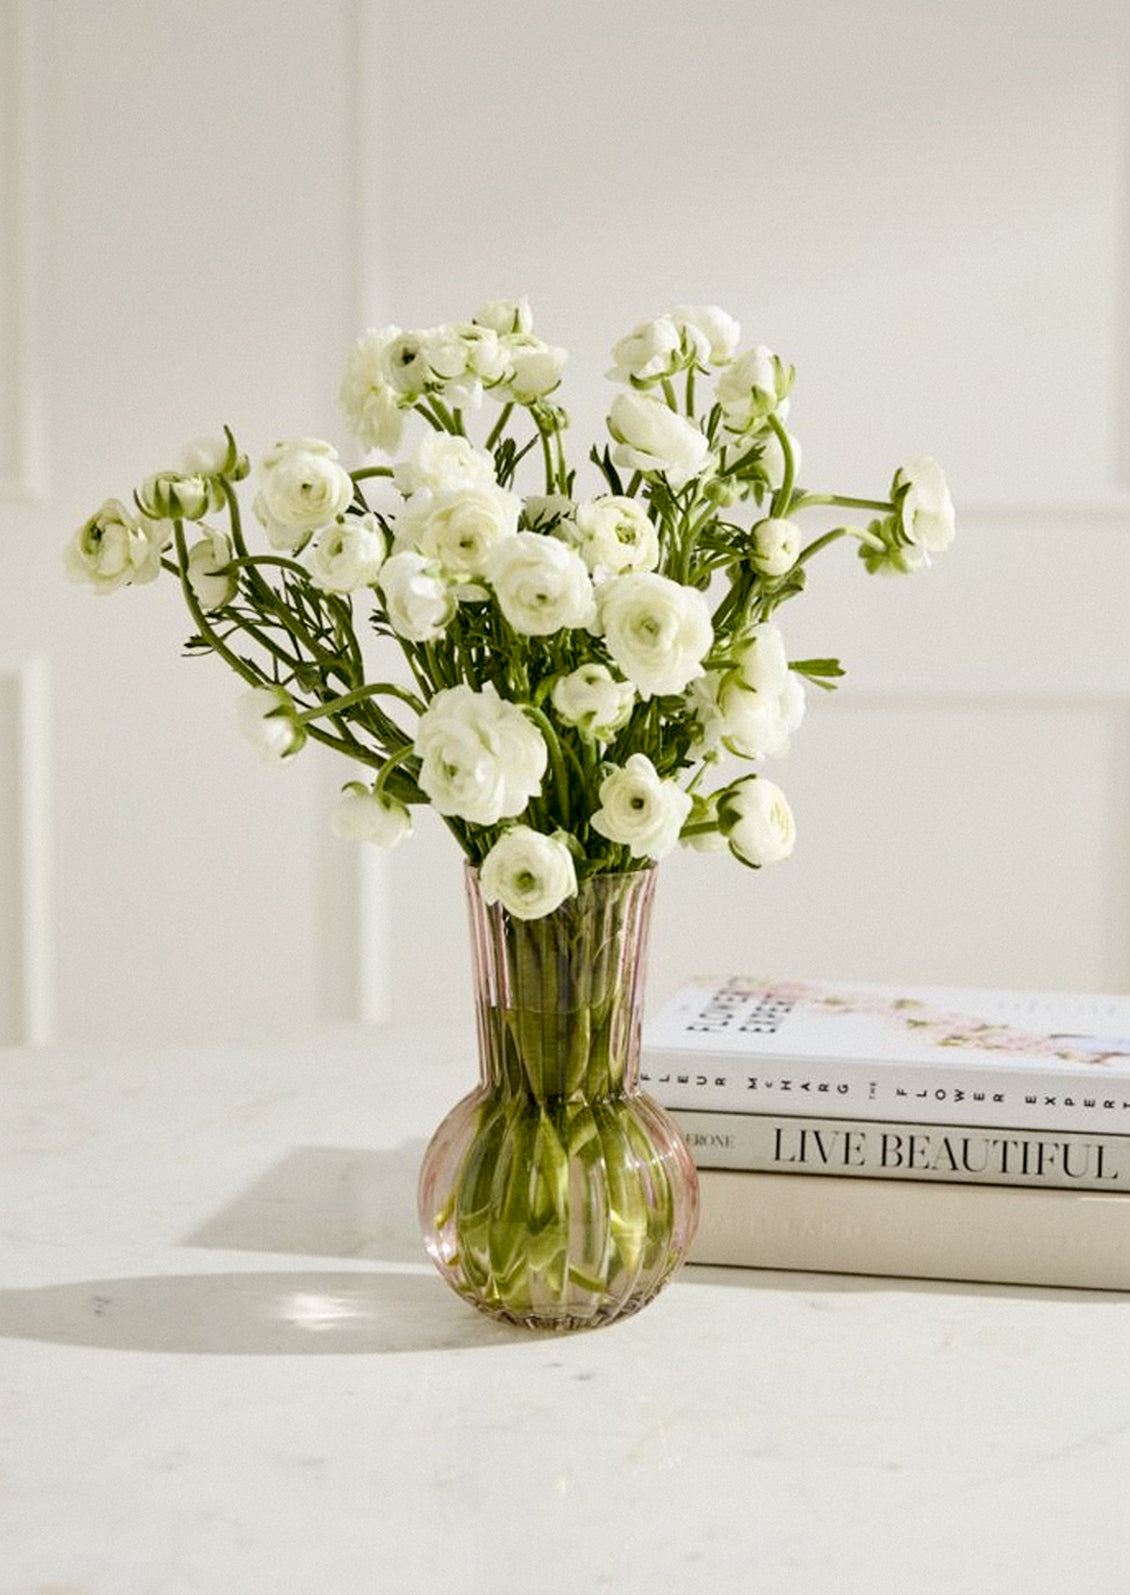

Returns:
418,863,699,1330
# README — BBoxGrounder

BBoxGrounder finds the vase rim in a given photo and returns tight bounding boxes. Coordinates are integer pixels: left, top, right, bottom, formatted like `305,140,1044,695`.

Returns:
463,859,658,886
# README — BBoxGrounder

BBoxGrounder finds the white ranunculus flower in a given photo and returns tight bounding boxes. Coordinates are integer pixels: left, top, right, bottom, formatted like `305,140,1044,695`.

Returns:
500,334,567,402
893,457,955,554
186,528,237,611
339,326,409,454
487,531,595,635
308,512,386,594
254,439,355,550
598,572,713,699
479,826,578,920
237,686,306,763
414,683,546,826
750,516,800,577
381,329,439,397
451,322,511,386
607,316,682,384
672,305,741,366
717,345,793,433
523,494,574,532
331,782,413,847
590,753,693,861
734,623,791,695
378,550,455,641
392,434,497,498
551,663,635,740
685,671,726,758
608,392,710,487
719,775,796,867
396,484,521,581
473,297,534,336
570,496,659,576
756,427,802,492
64,499,163,595
720,672,805,760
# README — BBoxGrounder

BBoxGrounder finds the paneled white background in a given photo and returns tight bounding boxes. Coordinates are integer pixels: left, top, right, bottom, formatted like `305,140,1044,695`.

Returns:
1,0,1128,1045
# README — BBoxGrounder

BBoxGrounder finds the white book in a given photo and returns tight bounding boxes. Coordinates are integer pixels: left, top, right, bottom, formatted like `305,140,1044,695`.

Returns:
643,976,1130,1134
689,1170,1130,1291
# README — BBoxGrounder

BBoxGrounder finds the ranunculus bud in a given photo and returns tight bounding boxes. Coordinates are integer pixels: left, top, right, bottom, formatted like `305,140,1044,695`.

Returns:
891,458,955,555
718,775,796,867
137,471,212,522
750,517,800,577
236,686,306,763
331,783,413,847
186,528,238,611
178,428,249,483
473,297,533,336
717,346,794,433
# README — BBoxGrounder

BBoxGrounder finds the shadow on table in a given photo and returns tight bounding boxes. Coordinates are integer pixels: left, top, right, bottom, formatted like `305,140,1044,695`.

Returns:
0,1142,551,1355
0,1268,537,1355
181,1142,428,1266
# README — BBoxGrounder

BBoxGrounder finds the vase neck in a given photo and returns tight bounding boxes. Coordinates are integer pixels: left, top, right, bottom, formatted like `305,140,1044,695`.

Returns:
464,865,657,1103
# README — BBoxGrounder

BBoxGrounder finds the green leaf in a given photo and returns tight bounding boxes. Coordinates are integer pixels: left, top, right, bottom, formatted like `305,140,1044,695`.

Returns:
790,657,846,691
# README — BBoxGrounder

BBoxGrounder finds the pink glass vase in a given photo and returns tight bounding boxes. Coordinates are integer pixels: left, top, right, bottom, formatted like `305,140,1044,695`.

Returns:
418,864,699,1330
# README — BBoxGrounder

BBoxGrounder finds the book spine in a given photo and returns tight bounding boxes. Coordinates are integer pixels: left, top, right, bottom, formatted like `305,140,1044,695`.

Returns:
643,1047,1130,1133
671,1108,1130,1192
688,1169,1130,1290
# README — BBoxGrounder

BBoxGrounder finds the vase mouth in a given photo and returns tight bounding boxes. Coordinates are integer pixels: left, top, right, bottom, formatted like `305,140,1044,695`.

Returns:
463,859,658,887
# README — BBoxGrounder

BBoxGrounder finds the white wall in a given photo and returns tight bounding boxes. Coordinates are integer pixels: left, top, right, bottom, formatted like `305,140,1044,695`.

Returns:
2,0,1129,1046
364,0,1130,1020
1,0,362,1043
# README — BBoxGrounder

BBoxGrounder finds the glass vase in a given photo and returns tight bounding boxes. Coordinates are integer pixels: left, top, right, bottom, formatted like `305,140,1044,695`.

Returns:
418,863,699,1331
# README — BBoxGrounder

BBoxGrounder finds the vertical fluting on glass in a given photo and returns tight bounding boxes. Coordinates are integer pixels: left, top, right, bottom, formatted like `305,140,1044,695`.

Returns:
418,866,699,1331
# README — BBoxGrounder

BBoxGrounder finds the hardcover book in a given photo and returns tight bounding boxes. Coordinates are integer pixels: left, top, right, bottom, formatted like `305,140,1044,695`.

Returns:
671,1108,1130,1192
688,1169,1130,1291
642,977,1130,1134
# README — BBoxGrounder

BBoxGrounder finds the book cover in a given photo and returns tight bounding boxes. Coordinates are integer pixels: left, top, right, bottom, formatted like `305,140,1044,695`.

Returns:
688,1169,1130,1292
643,976,1130,1133
672,1108,1130,1192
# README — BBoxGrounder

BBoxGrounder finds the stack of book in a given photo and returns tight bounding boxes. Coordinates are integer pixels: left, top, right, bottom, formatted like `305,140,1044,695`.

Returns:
641,976,1130,1290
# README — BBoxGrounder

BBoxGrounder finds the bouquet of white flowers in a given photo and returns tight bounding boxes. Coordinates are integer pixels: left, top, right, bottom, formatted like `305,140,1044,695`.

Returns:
67,297,954,1330
66,298,953,917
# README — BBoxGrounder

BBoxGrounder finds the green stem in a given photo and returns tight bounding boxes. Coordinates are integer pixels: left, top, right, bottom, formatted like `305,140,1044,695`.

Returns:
485,403,514,452
685,366,696,417
294,681,426,726
767,412,795,518
791,492,894,513
352,466,395,482
172,522,382,771
538,427,555,493
374,742,418,798
521,703,572,828
661,377,678,410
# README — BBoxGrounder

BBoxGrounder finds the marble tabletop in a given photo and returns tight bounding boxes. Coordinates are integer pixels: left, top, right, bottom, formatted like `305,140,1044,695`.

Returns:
3,1023,1129,1594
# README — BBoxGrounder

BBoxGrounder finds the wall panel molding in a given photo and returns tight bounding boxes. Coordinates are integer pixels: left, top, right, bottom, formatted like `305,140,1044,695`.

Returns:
0,0,45,501
0,658,52,1044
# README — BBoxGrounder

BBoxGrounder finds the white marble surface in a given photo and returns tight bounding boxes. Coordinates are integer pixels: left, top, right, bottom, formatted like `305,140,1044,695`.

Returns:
3,1025,1130,1594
